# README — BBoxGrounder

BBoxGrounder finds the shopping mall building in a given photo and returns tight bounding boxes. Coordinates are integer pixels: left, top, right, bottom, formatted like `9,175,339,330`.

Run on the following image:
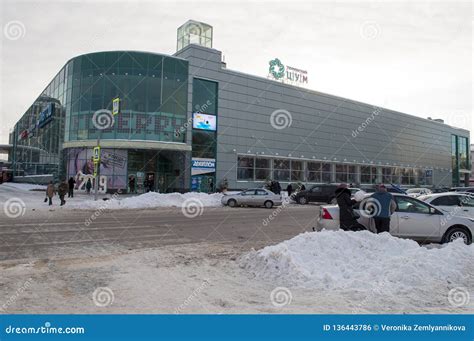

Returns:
7,21,471,193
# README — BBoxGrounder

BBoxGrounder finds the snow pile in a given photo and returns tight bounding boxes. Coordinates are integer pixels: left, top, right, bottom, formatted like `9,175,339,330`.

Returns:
1,182,47,191
241,230,474,291
70,191,224,210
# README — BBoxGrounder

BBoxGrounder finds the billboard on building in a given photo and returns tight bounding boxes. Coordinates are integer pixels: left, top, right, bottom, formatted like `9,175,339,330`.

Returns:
191,157,216,175
192,113,216,131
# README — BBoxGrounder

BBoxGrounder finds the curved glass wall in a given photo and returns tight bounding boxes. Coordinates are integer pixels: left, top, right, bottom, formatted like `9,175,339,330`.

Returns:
59,51,188,143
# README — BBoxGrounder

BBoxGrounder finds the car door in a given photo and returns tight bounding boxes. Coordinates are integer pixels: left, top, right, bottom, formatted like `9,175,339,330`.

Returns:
394,196,441,242
254,189,269,206
308,186,321,202
459,195,474,218
239,190,256,205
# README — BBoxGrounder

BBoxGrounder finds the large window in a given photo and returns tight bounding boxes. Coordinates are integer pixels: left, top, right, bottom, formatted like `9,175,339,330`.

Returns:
458,136,469,170
192,131,216,158
307,162,321,182
322,163,331,183
273,159,290,181
255,158,271,180
291,160,304,181
237,156,254,181
361,166,377,184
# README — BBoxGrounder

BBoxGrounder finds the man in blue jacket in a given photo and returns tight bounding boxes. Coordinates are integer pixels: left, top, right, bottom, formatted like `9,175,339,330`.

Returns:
371,184,397,233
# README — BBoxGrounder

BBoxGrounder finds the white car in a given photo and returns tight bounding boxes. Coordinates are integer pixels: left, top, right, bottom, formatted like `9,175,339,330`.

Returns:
406,188,432,198
221,188,282,208
418,192,474,219
316,193,474,244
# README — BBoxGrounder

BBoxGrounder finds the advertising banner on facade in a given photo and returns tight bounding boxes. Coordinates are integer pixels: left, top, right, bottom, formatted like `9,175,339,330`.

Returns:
191,157,216,176
192,113,216,131
67,148,127,190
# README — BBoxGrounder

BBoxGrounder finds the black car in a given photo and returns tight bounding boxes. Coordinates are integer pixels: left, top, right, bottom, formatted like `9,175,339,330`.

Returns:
294,184,338,204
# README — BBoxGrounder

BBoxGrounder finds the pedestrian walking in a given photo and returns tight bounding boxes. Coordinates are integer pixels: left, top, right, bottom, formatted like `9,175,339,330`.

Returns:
371,184,397,233
46,181,55,206
128,176,136,194
286,183,293,197
68,177,76,198
275,181,281,195
58,180,68,206
86,178,92,194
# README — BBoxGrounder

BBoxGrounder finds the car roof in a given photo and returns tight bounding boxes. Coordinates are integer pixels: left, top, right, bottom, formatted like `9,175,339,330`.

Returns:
417,192,471,200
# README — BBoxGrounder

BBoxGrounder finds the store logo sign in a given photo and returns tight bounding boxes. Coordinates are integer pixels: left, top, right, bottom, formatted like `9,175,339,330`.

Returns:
268,58,308,85
38,103,54,128
192,158,216,176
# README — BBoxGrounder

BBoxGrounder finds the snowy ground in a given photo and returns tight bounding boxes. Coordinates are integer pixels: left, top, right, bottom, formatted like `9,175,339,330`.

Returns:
0,182,225,214
1,231,472,314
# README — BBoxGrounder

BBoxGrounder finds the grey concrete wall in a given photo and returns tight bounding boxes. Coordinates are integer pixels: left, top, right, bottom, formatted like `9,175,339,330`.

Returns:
176,44,469,189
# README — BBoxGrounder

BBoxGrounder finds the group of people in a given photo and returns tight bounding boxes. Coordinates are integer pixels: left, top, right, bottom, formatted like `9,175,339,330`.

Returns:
335,183,396,233
45,176,93,206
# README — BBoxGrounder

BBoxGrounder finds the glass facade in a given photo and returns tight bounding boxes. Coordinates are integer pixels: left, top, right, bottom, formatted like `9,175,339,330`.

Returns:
190,78,218,192
451,134,470,186
65,52,188,143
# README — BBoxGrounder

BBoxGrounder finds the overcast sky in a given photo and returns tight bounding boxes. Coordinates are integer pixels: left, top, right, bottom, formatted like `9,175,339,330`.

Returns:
0,0,472,145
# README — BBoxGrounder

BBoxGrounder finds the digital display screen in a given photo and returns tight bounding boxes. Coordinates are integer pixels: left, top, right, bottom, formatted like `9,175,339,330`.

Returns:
192,113,216,131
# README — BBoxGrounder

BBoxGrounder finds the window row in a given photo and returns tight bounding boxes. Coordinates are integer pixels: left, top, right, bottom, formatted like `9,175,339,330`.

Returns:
237,156,434,185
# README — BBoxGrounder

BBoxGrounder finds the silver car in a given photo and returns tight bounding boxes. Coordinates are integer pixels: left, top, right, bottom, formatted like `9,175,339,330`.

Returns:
316,193,474,244
221,188,282,208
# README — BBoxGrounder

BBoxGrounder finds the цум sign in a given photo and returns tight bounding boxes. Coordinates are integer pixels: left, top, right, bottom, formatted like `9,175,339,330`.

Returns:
268,58,308,85
192,158,216,176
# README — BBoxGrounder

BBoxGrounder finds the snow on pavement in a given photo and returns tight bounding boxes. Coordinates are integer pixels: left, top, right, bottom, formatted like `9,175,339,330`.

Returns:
68,191,224,210
241,230,474,298
1,182,46,191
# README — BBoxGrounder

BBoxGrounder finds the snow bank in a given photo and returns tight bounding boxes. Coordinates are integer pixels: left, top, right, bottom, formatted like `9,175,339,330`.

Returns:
241,230,474,291
1,182,47,191
70,191,224,210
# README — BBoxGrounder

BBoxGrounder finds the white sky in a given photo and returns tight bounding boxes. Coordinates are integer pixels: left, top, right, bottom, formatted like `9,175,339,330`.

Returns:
0,0,472,145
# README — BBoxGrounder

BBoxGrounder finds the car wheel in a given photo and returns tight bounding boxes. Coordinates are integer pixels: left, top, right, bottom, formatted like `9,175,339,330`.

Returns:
227,199,237,208
444,226,472,245
264,200,273,209
298,197,308,205
330,197,337,204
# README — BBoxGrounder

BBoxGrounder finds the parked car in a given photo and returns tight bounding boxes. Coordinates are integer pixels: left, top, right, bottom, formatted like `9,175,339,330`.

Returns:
316,193,474,244
293,184,338,204
221,188,282,208
418,192,474,219
450,187,474,193
406,188,432,198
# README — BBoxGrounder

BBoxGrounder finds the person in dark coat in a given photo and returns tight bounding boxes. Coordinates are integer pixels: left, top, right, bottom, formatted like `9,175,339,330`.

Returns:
129,176,136,194
335,184,359,231
286,183,293,197
300,184,306,191
86,178,92,194
275,181,281,195
68,177,76,198
58,180,68,206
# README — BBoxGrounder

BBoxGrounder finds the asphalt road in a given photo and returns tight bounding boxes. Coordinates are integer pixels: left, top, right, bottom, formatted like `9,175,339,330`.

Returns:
0,206,319,262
